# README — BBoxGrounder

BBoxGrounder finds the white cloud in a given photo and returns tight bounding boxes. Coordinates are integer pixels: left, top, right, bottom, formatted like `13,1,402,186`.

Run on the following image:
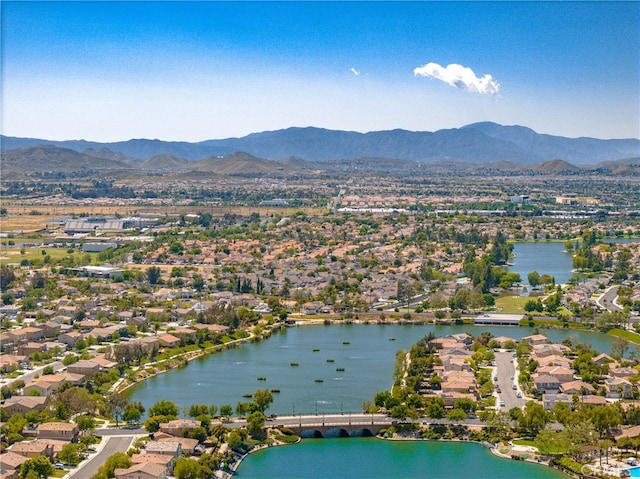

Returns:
349,67,360,76
414,62,499,97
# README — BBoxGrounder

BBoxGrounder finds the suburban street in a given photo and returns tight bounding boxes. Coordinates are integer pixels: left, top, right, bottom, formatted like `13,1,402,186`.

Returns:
597,285,623,312
494,350,526,411
66,435,137,479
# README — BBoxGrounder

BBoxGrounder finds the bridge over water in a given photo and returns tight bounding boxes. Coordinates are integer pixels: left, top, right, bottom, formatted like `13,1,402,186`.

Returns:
268,413,396,438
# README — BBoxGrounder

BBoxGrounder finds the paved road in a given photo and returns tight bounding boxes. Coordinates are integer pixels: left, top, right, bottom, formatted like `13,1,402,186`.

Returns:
1,360,64,387
597,286,622,312
494,350,526,411
67,436,135,479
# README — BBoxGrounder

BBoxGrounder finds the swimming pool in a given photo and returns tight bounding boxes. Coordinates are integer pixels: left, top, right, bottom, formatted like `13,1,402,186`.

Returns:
621,465,640,477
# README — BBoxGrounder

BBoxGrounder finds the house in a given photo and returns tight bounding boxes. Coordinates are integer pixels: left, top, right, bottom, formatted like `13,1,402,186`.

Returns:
532,343,569,358
130,453,175,473
2,396,48,415
521,334,548,346
156,436,200,455
611,367,638,379
159,419,200,437
0,354,23,372
23,380,57,397
580,395,608,406
158,334,181,348
20,327,44,341
0,451,28,479
144,441,182,458
533,374,561,394
8,440,55,459
542,393,573,411
593,353,617,366
41,320,62,338
37,422,79,442
536,366,574,383
17,341,47,357
605,377,634,399
114,462,167,479
441,356,471,372
560,380,597,396
58,331,84,348
66,359,101,377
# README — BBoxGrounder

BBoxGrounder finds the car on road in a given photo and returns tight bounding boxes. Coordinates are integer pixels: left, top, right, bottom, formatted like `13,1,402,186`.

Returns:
499,401,505,408
496,387,501,393
516,392,522,398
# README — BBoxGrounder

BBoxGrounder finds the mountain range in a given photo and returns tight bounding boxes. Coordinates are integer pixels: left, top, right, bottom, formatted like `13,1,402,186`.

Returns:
2,122,639,166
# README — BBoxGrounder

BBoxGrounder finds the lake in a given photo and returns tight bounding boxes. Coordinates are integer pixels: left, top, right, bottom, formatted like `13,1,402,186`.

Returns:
128,323,618,415
510,239,639,288
234,437,568,479
510,241,575,287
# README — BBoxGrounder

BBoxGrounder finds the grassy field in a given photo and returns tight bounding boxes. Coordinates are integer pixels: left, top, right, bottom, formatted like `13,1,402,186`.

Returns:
608,328,640,344
494,295,530,313
0,247,98,267
512,438,567,454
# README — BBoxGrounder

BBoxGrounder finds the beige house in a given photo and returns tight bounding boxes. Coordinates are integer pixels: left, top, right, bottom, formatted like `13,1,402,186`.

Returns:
37,422,79,442
2,395,48,415
115,462,167,479
66,359,101,377
9,440,54,459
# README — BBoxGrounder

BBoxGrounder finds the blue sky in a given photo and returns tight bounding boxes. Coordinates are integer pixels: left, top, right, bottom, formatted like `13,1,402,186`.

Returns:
2,1,639,142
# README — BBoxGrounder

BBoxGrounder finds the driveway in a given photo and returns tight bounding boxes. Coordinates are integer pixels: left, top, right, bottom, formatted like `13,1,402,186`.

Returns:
494,350,526,411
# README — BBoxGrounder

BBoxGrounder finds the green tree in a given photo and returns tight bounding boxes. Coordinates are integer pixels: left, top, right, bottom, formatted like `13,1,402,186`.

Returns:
93,452,132,479
148,399,178,418
174,457,201,479
106,394,128,427
76,414,96,433
123,405,142,425
59,443,85,466
19,456,54,479
520,401,548,436
220,404,233,419
252,388,274,413
246,410,266,439
527,271,541,288
447,408,468,422
146,266,162,285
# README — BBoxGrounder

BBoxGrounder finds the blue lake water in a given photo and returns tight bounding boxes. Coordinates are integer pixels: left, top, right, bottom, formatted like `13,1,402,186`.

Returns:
128,323,618,415
510,241,575,286
235,437,568,479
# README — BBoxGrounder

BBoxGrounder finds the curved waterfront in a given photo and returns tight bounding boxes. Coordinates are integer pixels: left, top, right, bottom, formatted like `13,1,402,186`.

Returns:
510,241,575,287
234,438,568,478
128,323,618,414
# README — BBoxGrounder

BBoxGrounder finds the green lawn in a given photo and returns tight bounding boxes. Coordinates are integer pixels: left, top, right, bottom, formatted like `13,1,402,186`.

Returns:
494,295,530,313
513,438,567,454
609,328,640,344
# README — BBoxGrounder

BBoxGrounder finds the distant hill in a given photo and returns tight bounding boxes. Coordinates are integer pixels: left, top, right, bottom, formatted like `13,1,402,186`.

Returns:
2,143,640,179
532,159,581,174
0,145,130,174
141,154,193,171
2,122,639,166
193,152,288,175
